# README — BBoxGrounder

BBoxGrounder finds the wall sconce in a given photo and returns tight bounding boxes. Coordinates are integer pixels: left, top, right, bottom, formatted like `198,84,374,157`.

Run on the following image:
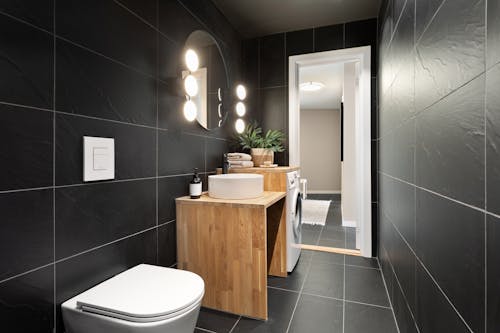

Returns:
234,84,247,132
183,49,200,121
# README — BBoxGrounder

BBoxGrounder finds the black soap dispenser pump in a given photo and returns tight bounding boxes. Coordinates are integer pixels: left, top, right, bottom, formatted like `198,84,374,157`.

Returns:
190,168,202,199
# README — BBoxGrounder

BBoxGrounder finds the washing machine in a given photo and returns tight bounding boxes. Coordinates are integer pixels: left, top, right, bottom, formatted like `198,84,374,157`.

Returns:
286,171,302,272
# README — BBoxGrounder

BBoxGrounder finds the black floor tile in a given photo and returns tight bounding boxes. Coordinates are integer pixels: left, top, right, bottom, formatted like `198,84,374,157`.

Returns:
268,254,310,292
196,307,239,333
303,261,343,299
232,288,298,332
346,255,379,269
345,266,390,307
311,251,344,265
344,302,398,333
288,294,343,333
301,230,321,245
318,238,346,248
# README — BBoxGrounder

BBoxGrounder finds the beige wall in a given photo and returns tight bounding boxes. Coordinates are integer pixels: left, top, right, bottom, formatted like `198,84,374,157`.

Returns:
300,109,341,192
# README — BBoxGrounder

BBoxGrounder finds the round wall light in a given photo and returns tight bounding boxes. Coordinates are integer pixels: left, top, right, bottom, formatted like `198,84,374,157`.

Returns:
185,49,199,72
184,75,198,97
236,84,247,100
235,118,245,133
236,102,246,117
183,100,197,121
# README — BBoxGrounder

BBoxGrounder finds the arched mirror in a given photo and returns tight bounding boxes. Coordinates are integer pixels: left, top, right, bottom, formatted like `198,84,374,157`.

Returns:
183,30,229,130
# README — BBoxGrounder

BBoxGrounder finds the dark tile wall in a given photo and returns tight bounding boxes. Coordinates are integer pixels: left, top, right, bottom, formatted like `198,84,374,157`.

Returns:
241,18,379,254
0,1,240,332
378,0,499,332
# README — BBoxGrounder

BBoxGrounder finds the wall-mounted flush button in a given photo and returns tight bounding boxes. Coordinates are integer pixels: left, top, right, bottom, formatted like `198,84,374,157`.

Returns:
83,136,115,182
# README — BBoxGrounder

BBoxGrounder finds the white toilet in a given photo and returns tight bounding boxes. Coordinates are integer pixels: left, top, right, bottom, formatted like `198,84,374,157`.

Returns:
62,264,204,333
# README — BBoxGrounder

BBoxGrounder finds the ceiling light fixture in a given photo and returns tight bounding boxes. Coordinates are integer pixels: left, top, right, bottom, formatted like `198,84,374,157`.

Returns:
299,81,325,92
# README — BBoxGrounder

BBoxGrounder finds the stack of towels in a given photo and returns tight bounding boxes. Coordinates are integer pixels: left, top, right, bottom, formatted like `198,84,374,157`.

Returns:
227,153,254,168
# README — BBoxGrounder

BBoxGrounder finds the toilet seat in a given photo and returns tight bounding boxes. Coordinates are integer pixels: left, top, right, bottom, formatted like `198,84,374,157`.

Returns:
73,264,204,323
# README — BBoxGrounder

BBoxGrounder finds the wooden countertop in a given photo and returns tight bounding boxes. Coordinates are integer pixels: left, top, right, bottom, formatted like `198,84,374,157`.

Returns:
176,191,286,208
229,166,300,173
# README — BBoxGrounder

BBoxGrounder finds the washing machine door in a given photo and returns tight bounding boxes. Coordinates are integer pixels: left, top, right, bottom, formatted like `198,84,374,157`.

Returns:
292,190,302,243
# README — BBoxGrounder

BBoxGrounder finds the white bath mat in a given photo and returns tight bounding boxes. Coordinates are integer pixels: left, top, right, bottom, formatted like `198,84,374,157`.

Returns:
301,200,331,226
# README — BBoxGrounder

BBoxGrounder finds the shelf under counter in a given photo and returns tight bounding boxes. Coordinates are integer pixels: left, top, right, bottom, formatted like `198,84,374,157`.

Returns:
175,191,287,320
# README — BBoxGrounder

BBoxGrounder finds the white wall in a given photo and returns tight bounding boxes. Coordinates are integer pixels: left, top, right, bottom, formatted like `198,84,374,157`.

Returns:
300,109,341,192
341,62,357,226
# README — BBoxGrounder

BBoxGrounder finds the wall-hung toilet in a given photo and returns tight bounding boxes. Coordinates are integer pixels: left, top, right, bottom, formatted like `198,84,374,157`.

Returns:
62,264,204,333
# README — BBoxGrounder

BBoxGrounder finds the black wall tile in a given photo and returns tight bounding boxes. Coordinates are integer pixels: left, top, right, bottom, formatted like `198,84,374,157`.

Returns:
0,105,53,191
391,230,416,313
414,0,485,112
286,29,313,58
345,19,377,75
487,0,500,69
0,266,54,333
416,189,484,332
0,189,53,281
158,131,204,176
392,281,418,333
259,33,285,88
0,0,53,32
206,138,229,172
487,214,500,332
158,175,190,223
158,221,176,267
260,87,286,132
415,262,471,333
486,64,500,215
0,13,53,109
55,179,156,259
158,0,199,44
57,0,156,76
158,34,181,81
116,0,157,27
314,24,343,52
56,39,157,127
416,75,485,207
415,0,443,42
55,113,156,186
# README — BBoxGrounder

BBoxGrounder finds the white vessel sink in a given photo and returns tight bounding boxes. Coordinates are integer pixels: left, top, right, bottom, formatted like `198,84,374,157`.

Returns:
208,174,264,199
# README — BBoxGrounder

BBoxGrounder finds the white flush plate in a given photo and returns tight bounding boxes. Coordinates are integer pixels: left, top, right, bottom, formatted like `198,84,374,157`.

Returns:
83,136,115,182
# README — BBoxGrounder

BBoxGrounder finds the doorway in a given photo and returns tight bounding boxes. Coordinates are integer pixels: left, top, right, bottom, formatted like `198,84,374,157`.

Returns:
289,46,372,257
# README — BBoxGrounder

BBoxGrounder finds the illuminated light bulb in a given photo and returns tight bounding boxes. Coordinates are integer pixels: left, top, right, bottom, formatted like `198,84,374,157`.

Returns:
185,49,199,72
183,100,197,121
236,84,247,100
235,118,245,133
184,75,198,96
236,102,246,117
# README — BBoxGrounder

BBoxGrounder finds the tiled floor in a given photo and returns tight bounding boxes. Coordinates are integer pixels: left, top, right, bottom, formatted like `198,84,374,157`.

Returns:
194,250,398,333
301,194,357,250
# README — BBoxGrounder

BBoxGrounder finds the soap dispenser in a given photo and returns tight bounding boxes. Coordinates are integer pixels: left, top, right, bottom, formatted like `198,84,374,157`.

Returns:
190,168,202,199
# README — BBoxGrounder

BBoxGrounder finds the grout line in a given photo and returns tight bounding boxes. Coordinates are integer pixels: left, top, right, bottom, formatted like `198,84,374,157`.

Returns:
194,327,216,333
0,10,52,35
378,257,401,333
379,172,500,219
52,1,57,330
285,250,314,332
155,0,160,266
414,0,447,47
0,171,217,195
0,262,54,285
169,262,177,268
52,221,174,265
0,101,54,113
342,253,346,333
228,316,241,333
386,216,475,332
484,1,488,331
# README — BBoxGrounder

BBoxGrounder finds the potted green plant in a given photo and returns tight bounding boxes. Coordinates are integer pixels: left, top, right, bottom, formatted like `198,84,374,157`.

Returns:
235,121,285,166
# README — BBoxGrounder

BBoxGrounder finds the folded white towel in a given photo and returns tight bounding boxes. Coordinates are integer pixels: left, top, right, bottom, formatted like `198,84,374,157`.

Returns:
229,160,254,168
227,152,252,161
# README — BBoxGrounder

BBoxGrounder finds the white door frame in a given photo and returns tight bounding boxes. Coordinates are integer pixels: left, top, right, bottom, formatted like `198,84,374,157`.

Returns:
289,46,372,257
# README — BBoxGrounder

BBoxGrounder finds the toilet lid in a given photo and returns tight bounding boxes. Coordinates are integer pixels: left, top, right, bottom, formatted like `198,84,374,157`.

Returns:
75,264,204,323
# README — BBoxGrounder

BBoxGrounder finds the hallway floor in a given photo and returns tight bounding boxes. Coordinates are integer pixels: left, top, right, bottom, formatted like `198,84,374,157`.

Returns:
301,194,357,249
194,250,398,333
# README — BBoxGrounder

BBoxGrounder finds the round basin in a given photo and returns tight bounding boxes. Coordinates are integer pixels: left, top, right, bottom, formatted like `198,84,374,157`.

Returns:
208,174,264,199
